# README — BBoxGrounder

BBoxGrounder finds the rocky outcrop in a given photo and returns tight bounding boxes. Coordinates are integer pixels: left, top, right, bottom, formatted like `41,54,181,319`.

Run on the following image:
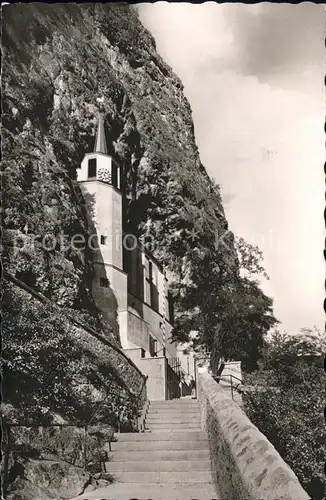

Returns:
2,3,238,338
7,460,91,500
6,459,111,500
2,5,238,498
5,425,114,500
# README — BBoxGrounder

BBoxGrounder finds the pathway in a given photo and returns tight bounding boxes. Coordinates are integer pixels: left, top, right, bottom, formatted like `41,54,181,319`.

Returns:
76,398,218,499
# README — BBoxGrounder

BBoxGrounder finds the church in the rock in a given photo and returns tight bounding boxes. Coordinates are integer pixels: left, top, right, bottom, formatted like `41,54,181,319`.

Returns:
77,116,194,400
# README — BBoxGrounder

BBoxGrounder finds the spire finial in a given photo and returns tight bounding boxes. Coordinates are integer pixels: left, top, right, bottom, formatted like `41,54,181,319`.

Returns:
94,114,108,155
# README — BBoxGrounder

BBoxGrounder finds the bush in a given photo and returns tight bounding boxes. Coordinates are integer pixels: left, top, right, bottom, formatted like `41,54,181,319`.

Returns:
243,331,325,500
2,280,144,428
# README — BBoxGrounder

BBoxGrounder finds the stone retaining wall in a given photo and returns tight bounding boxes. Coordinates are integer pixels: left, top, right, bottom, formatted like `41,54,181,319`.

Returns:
198,372,310,500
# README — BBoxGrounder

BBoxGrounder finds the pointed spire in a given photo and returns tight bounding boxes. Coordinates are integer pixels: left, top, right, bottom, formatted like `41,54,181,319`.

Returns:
94,114,108,155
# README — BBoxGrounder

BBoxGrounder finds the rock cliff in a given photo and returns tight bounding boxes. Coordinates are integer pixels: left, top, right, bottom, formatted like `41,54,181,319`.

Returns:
2,3,238,336
2,5,239,497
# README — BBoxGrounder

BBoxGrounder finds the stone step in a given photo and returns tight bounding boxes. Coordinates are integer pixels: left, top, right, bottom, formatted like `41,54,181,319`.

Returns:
147,427,203,433
145,423,202,430
146,417,201,423
147,408,200,412
146,416,201,422
149,399,200,408
110,439,209,451
149,400,199,407
72,481,219,500
147,422,202,430
151,397,198,401
107,459,211,472
147,412,201,418
147,408,201,415
148,408,200,413
115,430,207,441
108,449,210,461
109,470,213,484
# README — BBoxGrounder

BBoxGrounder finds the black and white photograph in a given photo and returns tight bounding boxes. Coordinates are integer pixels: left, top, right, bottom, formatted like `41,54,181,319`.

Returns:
1,2,324,500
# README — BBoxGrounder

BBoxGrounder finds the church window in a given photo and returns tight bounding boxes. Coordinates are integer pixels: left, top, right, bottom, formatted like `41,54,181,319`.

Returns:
88,158,97,178
145,257,159,311
111,162,118,188
145,257,150,280
100,277,109,287
149,336,157,357
100,235,107,245
167,292,174,324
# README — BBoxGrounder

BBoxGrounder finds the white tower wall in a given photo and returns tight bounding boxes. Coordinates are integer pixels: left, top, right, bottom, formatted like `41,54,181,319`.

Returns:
77,136,127,342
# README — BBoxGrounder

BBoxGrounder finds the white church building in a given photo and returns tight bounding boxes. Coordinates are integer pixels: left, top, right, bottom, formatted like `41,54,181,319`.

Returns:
77,115,195,400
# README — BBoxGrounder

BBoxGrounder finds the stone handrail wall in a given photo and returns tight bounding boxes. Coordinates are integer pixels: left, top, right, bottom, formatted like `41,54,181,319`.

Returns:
198,372,310,500
138,398,150,432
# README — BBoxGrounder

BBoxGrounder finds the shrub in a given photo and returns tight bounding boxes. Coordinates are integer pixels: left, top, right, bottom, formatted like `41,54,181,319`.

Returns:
243,331,325,500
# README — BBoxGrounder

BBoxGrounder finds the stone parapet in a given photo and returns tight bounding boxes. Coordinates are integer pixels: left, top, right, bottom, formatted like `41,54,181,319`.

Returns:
198,372,310,500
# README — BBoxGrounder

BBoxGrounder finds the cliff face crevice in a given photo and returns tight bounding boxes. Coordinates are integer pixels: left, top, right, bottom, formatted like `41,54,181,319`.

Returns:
2,3,238,336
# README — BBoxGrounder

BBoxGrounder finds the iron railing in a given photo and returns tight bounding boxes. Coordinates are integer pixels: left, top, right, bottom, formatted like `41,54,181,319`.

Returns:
212,373,243,400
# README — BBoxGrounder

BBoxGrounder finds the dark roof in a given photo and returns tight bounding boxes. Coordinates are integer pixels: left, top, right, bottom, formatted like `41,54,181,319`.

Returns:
94,114,108,155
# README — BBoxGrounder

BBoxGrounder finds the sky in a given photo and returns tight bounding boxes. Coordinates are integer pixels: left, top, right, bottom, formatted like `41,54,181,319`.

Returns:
138,2,325,335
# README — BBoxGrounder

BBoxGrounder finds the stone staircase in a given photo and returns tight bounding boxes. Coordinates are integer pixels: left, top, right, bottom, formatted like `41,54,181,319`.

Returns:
78,398,218,499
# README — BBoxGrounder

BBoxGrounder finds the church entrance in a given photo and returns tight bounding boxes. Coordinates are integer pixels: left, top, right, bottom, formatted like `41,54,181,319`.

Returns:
166,357,181,400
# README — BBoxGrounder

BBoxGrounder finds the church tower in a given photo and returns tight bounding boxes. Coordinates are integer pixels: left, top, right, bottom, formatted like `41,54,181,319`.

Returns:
77,115,128,343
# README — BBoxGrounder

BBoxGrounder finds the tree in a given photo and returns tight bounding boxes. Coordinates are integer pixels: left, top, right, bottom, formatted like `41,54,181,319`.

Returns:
210,276,278,371
234,236,269,280
209,237,277,371
172,237,278,372
243,329,325,500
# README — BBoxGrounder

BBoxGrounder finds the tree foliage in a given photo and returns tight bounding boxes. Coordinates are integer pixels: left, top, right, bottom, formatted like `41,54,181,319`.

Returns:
243,329,325,500
172,237,278,371
2,281,140,428
3,282,86,422
234,236,269,280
